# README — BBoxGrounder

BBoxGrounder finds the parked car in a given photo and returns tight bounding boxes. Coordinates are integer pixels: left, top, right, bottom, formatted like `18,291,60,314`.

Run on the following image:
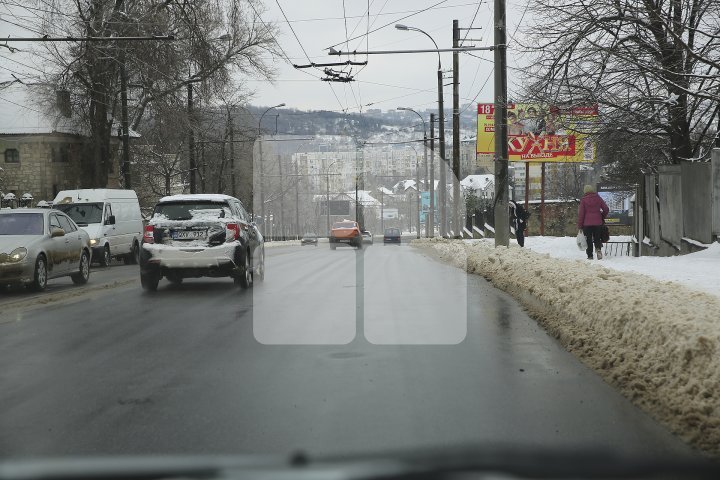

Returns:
330,220,362,249
53,189,143,266
301,233,318,246
0,209,91,291
362,230,373,244
383,228,401,244
139,194,264,291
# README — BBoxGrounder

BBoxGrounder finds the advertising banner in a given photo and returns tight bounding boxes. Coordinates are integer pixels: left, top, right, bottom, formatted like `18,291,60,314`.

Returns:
420,191,437,224
383,208,399,220
476,104,598,163
597,183,634,226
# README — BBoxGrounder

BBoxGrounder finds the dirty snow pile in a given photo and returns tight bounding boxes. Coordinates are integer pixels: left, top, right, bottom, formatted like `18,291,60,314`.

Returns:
413,238,720,456
264,240,301,248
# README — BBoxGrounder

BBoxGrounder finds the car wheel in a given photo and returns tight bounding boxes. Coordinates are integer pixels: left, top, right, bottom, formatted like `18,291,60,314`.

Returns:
99,245,111,267
124,242,140,265
30,255,48,292
71,251,91,285
166,272,183,285
235,251,252,289
140,271,160,292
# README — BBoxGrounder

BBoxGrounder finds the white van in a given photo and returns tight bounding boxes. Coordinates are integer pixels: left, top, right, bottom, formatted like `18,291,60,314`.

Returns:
53,189,143,266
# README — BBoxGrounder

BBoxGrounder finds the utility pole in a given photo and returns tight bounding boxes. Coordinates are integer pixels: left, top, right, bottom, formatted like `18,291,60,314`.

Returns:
229,116,235,196
416,157,421,239
494,0,509,246
438,69,447,237
278,154,285,240
326,172,331,235
429,113,436,236
188,83,196,194
452,19,461,238
119,50,131,189
259,137,264,230
295,161,300,239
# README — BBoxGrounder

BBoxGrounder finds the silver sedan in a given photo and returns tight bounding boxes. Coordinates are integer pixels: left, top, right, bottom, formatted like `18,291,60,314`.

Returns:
0,209,92,291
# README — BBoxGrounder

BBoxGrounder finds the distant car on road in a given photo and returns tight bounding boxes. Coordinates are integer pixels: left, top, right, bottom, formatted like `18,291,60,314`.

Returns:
0,209,91,291
301,233,318,246
330,220,362,249
139,194,264,291
383,228,401,244
362,230,373,244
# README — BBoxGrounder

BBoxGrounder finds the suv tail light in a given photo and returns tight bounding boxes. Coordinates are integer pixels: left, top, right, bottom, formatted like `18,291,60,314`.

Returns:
227,223,240,240
143,225,154,244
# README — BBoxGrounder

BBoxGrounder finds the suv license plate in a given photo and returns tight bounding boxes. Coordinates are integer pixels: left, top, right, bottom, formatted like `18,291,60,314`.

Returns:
172,230,206,240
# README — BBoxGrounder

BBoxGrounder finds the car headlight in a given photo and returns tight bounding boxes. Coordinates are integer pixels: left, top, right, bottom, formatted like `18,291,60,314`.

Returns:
89,238,98,246
9,247,27,262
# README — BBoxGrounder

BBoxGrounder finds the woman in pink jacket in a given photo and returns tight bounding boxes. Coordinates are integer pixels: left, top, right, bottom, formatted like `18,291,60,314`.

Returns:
578,184,609,259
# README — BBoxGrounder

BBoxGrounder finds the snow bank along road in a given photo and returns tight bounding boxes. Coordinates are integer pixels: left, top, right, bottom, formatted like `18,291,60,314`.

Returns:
412,238,720,457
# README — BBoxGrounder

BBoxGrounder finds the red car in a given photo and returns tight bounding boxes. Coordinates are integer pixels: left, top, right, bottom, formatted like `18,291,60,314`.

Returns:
330,220,362,249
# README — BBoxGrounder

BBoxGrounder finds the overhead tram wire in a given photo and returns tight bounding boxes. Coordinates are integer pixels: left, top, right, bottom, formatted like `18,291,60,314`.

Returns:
326,0,450,50
459,2,495,114
272,0,350,112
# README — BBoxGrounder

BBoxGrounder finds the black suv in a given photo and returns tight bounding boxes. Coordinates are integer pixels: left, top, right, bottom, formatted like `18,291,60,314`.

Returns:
139,194,264,291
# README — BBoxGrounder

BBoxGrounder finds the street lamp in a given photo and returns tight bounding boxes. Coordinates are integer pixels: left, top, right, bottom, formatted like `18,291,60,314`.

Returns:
395,24,447,237
319,160,339,236
397,107,428,238
257,103,285,236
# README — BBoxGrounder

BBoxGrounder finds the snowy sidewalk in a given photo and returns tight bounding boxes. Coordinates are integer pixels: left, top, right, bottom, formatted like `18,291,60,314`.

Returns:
520,235,720,300
413,237,720,457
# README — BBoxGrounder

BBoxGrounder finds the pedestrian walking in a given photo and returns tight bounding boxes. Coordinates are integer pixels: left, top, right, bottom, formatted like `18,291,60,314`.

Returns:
509,200,529,247
577,184,609,259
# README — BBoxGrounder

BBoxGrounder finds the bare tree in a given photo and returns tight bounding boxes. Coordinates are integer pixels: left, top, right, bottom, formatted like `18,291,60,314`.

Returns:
520,0,720,165
24,0,279,187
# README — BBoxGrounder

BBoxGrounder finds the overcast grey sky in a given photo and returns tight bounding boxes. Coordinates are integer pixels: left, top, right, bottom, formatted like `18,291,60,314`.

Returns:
251,0,526,112
0,0,527,113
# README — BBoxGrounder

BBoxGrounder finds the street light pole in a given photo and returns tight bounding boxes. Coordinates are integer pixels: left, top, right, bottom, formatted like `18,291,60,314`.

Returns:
397,107,428,238
257,103,285,236
395,24,446,237
188,82,196,194
452,19,461,238
430,113,436,236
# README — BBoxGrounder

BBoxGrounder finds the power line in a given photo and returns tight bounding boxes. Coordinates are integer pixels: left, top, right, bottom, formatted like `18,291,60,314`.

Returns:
327,0,450,50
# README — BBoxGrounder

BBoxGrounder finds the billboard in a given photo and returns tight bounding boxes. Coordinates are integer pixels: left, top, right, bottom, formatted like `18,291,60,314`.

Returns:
597,183,634,226
420,191,437,224
320,200,350,216
383,208,399,219
477,104,598,163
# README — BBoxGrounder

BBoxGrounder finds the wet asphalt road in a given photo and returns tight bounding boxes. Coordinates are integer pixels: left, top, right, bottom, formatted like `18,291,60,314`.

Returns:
0,242,693,458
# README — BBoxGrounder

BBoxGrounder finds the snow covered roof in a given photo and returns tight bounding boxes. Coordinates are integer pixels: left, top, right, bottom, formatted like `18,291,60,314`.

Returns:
461,174,494,191
393,179,417,192
345,190,381,206
377,186,394,195
159,194,239,203
0,82,140,138
0,83,83,135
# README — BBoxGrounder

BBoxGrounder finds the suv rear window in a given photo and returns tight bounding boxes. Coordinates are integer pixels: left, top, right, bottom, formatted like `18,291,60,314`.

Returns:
333,222,356,229
154,201,230,221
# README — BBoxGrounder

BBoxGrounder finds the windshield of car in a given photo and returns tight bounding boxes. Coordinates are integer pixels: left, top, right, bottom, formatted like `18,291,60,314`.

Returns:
3,1,719,476
332,222,356,229
54,203,104,226
0,213,44,235
153,202,229,221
